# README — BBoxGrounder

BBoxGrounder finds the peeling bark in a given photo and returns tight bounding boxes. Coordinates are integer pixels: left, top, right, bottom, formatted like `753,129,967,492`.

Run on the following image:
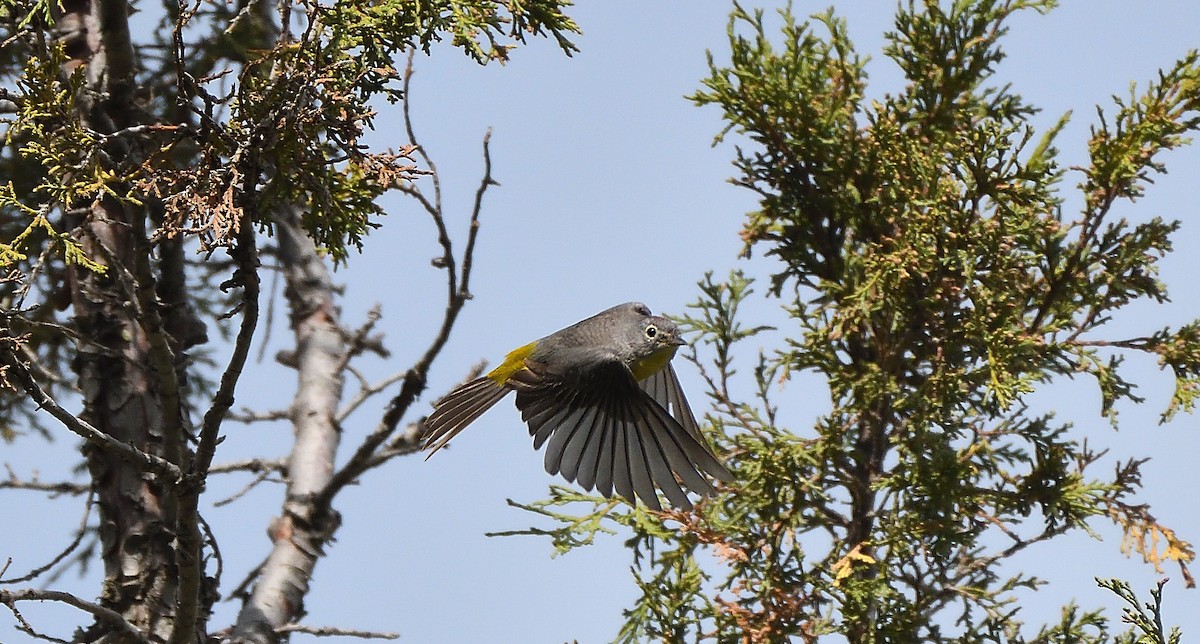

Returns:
59,0,188,640
74,209,181,644
230,209,345,643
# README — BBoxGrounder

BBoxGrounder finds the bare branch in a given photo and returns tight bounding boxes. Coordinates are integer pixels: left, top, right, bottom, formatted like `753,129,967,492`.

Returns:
226,561,264,604
9,314,121,360
367,360,485,466
0,467,89,497
316,65,496,506
255,262,282,364
460,127,495,299
401,51,442,218
230,205,344,641
213,468,283,507
0,340,185,483
0,491,94,585
0,478,87,496
227,408,293,424
367,421,425,466
208,458,287,475
174,167,263,644
196,216,262,476
275,623,399,639
337,370,407,423
199,513,223,595
0,588,150,643
339,305,387,364
3,599,69,644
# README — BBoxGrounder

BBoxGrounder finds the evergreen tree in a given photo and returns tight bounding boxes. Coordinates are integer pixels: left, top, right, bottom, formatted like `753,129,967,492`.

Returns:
512,2,1199,641
0,0,577,640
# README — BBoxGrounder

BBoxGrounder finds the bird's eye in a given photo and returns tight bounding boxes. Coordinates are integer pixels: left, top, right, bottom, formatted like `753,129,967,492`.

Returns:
645,324,658,339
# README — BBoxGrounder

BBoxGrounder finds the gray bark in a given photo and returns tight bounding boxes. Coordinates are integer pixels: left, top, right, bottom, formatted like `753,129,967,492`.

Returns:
231,209,345,643
59,0,193,639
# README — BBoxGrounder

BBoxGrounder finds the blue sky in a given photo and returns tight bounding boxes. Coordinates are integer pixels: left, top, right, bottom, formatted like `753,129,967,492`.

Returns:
4,1,1200,642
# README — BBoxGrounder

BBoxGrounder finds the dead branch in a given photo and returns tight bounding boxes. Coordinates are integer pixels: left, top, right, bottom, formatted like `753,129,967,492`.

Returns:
199,513,223,595
174,167,264,644
0,341,184,483
367,360,486,467
230,203,346,641
367,422,425,466
315,52,494,508
227,408,293,424
339,305,386,364
275,623,399,639
196,212,262,476
0,588,150,643
0,466,90,497
337,369,407,423
208,458,287,475
2,600,67,644
213,468,283,507
0,491,94,585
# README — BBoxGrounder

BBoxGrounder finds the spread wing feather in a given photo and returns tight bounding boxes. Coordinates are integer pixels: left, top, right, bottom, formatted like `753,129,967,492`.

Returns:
511,354,729,509
642,366,734,484
587,414,616,496
557,406,601,482
626,395,692,509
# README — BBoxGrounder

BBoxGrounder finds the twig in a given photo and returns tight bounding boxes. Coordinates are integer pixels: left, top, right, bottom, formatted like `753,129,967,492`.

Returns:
227,408,292,424
0,473,89,497
337,370,407,423
400,51,442,218
8,314,122,359
0,588,150,643
315,53,494,508
0,341,184,483
213,468,282,507
337,306,385,368
208,457,287,475
255,256,281,364
0,491,94,585
367,421,426,467
275,623,399,639
225,561,263,603
460,128,495,299
199,513,223,594
196,215,261,476
172,160,263,644
368,360,484,466
3,599,69,644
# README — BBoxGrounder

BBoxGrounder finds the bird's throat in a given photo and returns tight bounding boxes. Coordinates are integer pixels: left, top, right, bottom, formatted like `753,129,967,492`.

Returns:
630,345,678,382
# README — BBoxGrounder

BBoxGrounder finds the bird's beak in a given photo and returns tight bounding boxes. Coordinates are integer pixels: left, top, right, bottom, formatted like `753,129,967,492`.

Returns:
669,332,687,347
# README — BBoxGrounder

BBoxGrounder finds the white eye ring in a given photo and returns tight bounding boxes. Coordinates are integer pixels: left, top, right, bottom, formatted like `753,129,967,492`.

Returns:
645,324,658,339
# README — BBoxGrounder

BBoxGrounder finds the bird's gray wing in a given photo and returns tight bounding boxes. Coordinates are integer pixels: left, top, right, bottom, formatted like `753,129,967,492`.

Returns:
640,365,735,484
641,364,702,439
509,351,725,510
422,377,511,457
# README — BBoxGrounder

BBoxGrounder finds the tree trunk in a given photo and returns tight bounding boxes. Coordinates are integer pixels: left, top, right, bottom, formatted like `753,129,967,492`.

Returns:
59,0,187,639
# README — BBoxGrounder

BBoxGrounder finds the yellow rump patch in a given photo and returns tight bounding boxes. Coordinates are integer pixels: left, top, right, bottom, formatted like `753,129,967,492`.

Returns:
486,341,538,385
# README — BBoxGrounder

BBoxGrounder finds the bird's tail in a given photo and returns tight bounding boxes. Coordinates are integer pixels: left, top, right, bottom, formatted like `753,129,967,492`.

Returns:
422,378,511,458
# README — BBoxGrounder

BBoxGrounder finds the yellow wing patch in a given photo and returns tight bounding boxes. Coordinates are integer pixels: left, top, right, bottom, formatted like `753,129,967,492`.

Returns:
486,341,538,385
